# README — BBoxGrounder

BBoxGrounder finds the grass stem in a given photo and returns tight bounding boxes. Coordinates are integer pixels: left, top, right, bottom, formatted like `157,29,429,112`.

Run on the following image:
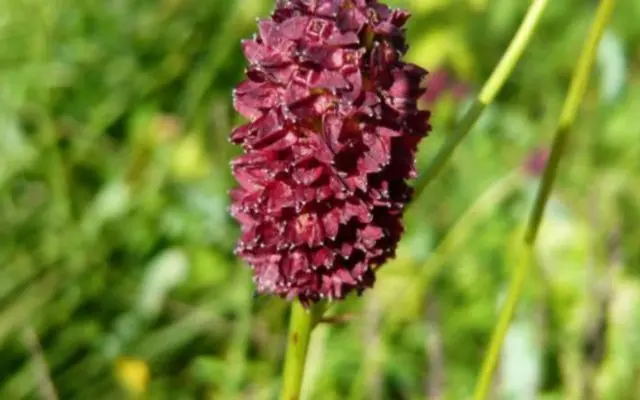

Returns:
473,1,617,398
413,0,550,200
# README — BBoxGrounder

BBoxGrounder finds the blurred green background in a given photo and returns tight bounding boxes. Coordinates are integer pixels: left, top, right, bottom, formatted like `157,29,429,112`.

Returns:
1,0,640,399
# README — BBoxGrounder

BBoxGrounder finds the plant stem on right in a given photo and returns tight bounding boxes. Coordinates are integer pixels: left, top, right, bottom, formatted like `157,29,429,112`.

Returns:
473,1,618,399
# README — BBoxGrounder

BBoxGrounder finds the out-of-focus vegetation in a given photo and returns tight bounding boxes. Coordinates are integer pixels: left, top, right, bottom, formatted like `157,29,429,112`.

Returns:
1,0,639,399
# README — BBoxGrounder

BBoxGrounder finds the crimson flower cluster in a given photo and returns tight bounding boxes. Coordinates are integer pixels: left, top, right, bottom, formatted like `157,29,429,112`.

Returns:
229,0,431,305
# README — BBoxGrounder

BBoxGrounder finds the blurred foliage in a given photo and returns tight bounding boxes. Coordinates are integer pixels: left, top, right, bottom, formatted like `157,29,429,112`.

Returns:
1,0,640,399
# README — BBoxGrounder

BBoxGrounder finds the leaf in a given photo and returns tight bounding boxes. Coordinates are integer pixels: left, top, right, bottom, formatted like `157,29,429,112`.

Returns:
0,115,36,187
0,274,59,344
137,248,189,318
597,29,627,104
81,180,132,237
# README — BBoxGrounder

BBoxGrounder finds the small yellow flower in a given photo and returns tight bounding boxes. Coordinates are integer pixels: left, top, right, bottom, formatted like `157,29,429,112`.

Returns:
115,357,150,396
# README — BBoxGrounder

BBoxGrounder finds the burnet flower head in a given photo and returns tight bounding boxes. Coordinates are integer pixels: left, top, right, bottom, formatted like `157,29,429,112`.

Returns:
229,0,431,305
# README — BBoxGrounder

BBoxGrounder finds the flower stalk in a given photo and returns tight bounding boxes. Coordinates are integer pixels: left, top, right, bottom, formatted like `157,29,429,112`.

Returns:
413,0,550,200
473,1,617,399
281,301,325,400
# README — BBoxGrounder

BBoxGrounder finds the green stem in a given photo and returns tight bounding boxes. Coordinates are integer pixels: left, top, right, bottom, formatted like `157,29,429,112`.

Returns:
477,0,550,104
280,301,324,400
525,0,617,245
473,244,533,400
413,99,484,197
416,172,522,289
473,1,617,399
413,0,549,201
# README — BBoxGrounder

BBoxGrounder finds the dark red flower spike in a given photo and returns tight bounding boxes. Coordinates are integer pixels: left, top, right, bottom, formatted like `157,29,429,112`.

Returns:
229,0,431,305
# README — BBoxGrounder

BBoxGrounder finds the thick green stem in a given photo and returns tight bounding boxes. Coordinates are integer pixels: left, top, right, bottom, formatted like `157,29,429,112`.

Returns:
280,301,324,400
473,1,617,399
413,0,549,201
